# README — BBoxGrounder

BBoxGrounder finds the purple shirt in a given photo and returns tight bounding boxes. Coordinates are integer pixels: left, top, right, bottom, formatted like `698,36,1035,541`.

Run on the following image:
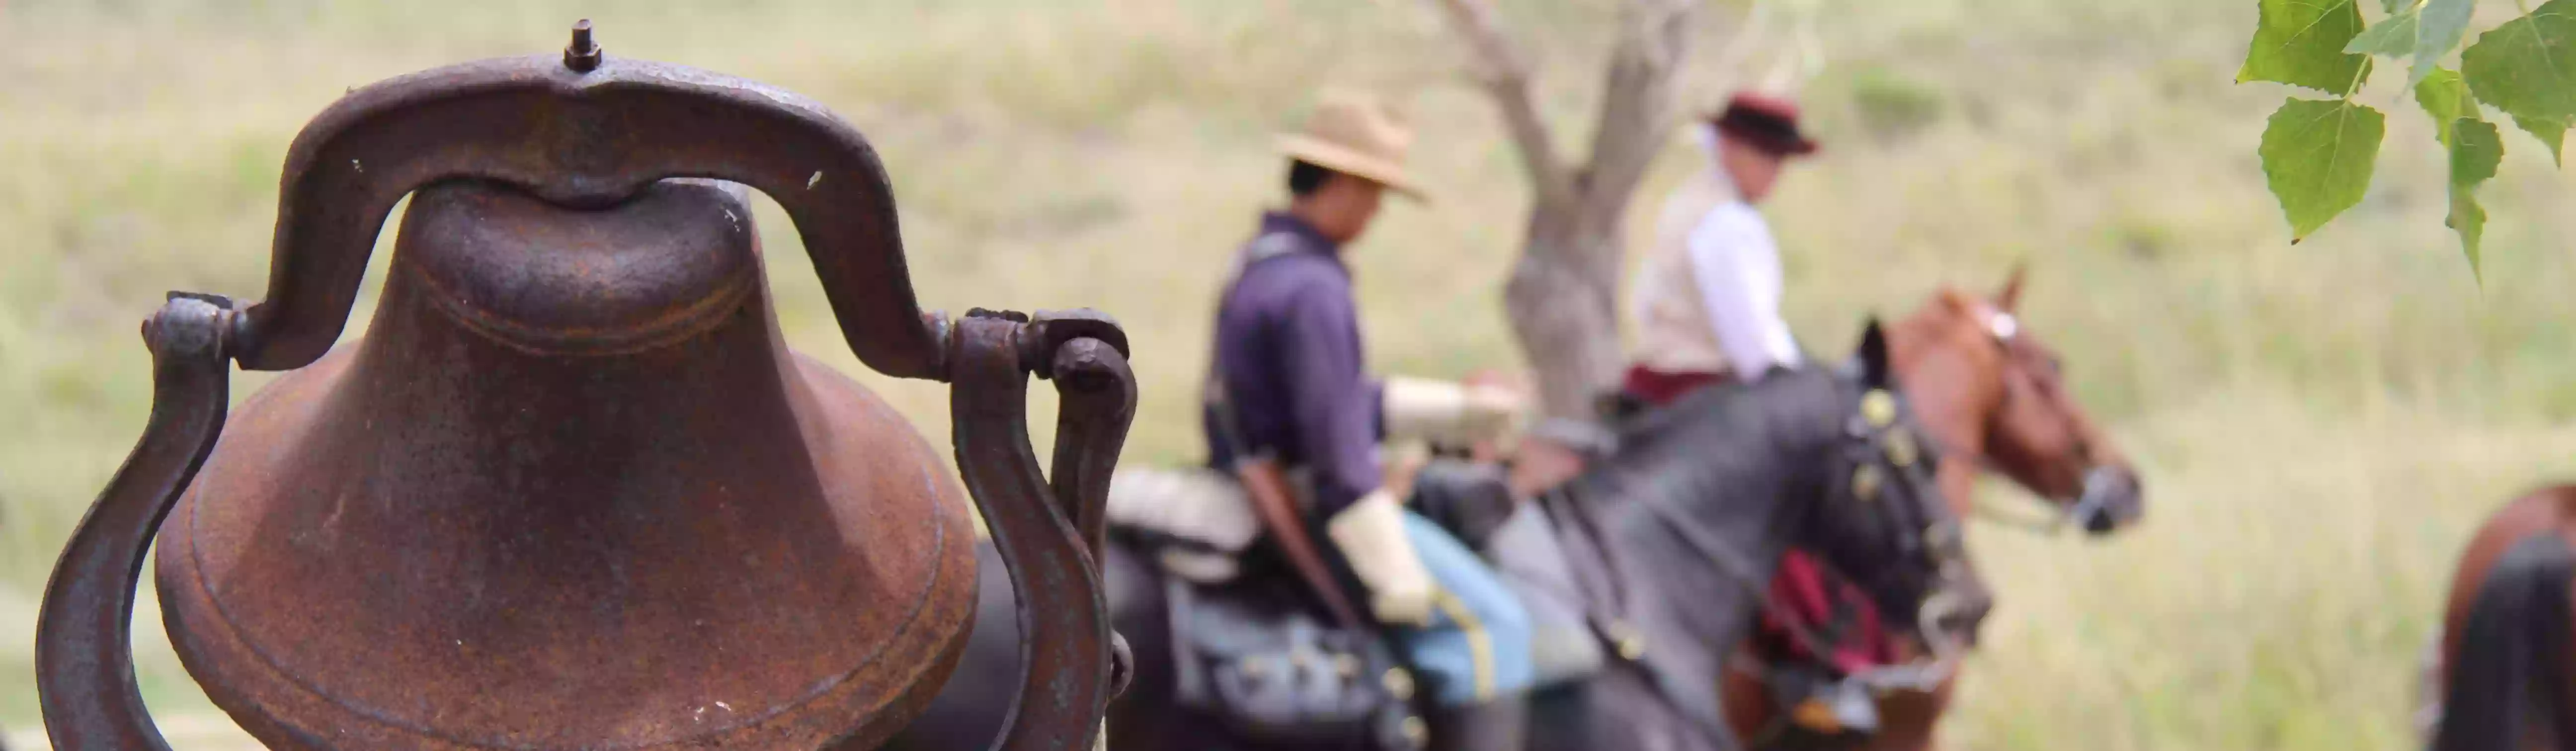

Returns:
1204,212,1384,517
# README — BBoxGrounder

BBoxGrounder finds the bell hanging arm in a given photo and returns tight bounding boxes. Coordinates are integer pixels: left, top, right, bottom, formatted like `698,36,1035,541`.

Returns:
35,294,239,751
945,310,1137,751
237,27,943,378
1021,309,1135,557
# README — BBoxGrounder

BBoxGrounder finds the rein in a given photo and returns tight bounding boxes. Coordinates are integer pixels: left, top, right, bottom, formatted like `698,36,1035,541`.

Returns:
1527,375,1964,750
1968,465,2123,534
1959,304,2119,537
1607,384,1971,699
1639,481,1968,696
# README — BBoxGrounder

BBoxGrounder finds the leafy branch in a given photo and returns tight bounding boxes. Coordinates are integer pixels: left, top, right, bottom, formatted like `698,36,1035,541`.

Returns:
2239,0,2575,278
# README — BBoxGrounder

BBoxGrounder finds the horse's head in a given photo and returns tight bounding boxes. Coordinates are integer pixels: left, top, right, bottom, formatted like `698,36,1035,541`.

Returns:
1896,266,2146,536
1800,320,1990,653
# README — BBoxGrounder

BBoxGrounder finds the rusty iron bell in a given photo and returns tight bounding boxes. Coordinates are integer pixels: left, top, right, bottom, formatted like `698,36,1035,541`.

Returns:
36,22,1133,751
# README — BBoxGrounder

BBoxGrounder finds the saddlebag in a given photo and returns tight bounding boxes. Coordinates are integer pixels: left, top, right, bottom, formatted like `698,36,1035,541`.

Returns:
1166,574,1424,749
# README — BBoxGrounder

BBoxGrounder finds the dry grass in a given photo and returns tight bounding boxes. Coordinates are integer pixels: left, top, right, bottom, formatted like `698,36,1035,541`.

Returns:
2,0,2572,748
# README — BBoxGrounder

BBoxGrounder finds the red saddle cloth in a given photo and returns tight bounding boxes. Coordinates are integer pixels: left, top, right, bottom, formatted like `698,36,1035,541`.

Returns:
1619,365,1899,675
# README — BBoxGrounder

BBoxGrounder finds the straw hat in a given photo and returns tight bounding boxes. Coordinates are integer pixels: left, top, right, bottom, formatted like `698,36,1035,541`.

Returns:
1274,89,1428,201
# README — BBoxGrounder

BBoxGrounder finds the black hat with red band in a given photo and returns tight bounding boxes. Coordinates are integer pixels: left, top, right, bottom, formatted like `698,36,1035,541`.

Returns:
1711,91,1819,157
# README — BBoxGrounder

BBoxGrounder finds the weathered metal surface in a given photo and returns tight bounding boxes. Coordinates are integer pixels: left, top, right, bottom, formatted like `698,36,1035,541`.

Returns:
947,312,1132,751
156,177,979,750
36,295,236,751
1027,311,1142,700
36,22,1130,751
235,24,941,379
1025,310,1136,559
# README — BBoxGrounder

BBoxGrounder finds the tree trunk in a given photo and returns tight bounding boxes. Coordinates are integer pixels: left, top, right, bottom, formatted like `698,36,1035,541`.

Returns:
1503,205,1625,420
1434,0,1706,423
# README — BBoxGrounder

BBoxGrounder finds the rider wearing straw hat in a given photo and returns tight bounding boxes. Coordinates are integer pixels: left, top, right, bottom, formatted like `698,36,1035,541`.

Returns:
1204,88,1535,751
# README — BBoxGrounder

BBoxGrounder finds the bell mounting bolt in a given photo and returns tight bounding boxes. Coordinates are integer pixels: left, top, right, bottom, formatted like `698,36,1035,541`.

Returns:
563,19,601,72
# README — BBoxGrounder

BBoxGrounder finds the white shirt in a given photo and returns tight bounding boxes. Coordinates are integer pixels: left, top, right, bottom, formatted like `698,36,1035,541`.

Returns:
1629,171,1803,379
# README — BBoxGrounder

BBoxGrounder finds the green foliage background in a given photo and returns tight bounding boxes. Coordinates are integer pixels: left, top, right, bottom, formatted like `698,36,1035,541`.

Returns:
2,0,2574,748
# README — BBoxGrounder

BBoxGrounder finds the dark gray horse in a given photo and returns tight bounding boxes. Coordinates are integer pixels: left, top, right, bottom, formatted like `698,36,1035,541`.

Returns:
888,323,1985,751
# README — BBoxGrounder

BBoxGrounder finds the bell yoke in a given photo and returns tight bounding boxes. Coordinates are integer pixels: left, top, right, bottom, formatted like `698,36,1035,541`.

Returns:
35,22,1132,751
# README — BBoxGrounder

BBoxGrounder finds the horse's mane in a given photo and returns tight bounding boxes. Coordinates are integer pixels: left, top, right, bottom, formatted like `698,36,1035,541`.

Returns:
2432,529,2576,751
1898,288,1992,351
1579,366,1850,513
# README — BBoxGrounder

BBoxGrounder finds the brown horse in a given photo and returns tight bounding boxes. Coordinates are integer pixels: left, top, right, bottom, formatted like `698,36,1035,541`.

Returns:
1707,270,2148,751
2421,486,2576,750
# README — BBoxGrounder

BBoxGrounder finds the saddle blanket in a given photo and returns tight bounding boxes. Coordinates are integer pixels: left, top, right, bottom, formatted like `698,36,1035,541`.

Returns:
1105,466,1262,583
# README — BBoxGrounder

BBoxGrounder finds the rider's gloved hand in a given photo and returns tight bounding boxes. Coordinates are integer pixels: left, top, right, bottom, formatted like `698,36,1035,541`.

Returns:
1462,381,1524,438
1326,490,1439,627
1383,376,1527,447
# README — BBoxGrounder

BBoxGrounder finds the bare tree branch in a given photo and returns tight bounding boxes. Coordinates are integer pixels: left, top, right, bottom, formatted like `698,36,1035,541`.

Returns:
1425,0,1791,420
1678,0,1776,108
1757,3,1827,93
1430,0,1576,206
1575,0,1699,237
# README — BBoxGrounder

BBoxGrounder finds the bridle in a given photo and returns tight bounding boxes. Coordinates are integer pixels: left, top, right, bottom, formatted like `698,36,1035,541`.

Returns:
1514,373,1975,748
1971,466,2128,534
1620,385,1974,696
1963,305,2125,536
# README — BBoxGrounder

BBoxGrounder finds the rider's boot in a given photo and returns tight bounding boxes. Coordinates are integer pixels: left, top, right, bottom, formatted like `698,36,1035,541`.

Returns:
1427,691,1529,751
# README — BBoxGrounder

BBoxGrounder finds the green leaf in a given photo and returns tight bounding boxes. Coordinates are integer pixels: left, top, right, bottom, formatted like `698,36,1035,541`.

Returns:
2449,117,2503,185
2347,7,2422,58
2347,0,2475,85
2415,0,2477,81
2418,0,2475,85
2510,112,2570,165
2243,0,2373,94
2415,67,2478,145
2259,99,2387,242
2445,119,2500,280
2382,0,2410,12
2447,184,2487,279
2461,0,2576,120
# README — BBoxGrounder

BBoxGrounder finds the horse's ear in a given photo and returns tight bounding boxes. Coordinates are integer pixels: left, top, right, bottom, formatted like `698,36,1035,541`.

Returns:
1856,317,1894,390
1997,262,2028,312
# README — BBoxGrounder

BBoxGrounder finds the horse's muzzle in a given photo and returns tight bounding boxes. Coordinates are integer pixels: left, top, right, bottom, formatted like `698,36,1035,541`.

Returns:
2073,465,2145,536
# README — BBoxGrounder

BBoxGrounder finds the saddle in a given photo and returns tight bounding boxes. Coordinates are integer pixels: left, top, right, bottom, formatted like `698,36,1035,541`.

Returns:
1104,455,1525,580
1107,465,1262,584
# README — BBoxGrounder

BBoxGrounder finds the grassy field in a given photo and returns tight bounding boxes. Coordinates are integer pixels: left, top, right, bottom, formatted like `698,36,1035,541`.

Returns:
3,0,2574,748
